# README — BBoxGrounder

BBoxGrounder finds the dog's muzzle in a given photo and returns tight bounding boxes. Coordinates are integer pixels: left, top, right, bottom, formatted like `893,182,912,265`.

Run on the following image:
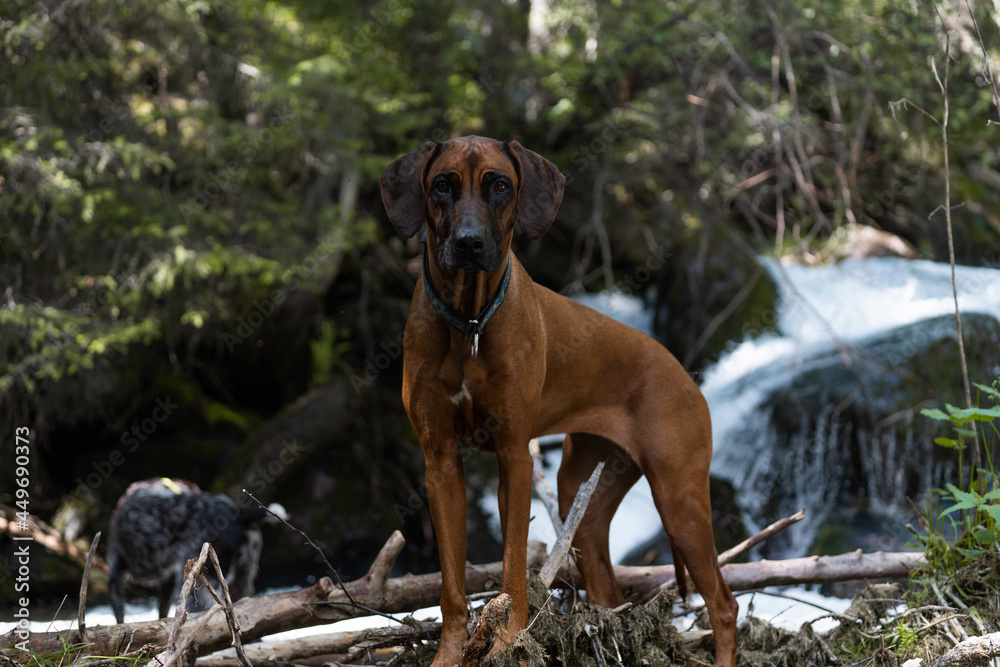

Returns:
441,216,500,272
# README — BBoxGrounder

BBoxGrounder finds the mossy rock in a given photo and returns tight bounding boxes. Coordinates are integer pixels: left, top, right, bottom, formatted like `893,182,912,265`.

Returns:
731,313,1000,557
655,223,779,372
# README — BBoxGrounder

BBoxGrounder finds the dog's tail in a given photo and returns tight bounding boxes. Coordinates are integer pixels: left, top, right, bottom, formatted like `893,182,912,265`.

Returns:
670,545,690,602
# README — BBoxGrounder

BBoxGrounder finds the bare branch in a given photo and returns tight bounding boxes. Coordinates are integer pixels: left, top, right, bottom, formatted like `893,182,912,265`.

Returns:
931,1,978,469
76,531,101,645
538,460,605,588
530,438,563,534
718,509,805,566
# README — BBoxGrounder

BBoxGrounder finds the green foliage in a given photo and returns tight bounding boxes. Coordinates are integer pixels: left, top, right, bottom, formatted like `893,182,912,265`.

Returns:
309,320,351,387
887,619,920,659
0,0,381,412
913,381,1000,573
3,0,999,480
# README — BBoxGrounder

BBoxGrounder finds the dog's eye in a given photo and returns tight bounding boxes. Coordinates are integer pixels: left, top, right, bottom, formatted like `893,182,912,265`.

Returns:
493,180,509,195
434,179,450,194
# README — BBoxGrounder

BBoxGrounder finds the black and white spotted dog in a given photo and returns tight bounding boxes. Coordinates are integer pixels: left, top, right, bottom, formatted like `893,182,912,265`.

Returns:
107,478,269,623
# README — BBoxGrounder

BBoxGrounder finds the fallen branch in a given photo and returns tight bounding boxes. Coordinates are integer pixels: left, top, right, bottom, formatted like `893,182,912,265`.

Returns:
1,538,923,664
928,631,1000,667
718,509,806,566
156,542,216,667
0,507,108,572
461,593,512,667
199,629,374,666
642,508,806,600
614,549,924,594
77,531,101,645
202,546,252,667
538,460,605,588
347,622,442,663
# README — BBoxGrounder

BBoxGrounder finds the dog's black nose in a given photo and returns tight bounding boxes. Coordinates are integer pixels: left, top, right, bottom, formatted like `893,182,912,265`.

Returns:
454,227,486,255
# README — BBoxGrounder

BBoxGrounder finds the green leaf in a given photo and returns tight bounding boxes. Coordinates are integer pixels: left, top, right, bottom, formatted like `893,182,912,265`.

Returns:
983,504,1000,525
973,382,1000,400
972,528,997,545
934,437,962,449
981,489,1000,502
921,408,952,422
945,405,1000,424
945,484,980,504
941,501,978,517
955,546,985,560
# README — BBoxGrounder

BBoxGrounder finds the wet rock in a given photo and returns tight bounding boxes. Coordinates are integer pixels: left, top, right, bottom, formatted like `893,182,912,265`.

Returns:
655,222,779,373
724,313,1000,558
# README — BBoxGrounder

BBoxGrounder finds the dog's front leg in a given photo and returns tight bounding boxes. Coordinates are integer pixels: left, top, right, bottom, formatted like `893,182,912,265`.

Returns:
423,438,470,667
490,432,534,654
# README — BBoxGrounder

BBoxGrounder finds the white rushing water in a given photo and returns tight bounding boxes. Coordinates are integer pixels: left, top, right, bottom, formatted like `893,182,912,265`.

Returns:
702,257,1000,554
511,257,1000,562
703,257,1000,460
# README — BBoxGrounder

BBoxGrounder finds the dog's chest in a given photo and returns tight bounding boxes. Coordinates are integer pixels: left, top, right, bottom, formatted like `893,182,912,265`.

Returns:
441,378,502,453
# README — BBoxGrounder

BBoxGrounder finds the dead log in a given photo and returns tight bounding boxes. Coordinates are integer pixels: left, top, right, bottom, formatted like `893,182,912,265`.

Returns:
0,534,542,663
928,632,1000,667
215,377,357,501
0,507,108,572
0,538,924,664
460,593,512,667
198,629,372,666
612,549,925,593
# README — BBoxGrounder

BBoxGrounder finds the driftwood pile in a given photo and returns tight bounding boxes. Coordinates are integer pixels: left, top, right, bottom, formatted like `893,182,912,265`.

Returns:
2,452,997,666
1,527,930,666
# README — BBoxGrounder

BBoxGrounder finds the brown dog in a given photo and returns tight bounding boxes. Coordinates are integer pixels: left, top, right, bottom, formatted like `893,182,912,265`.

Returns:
381,136,737,667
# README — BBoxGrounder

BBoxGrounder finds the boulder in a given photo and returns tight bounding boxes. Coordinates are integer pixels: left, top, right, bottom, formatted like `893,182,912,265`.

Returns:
716,312,1000,558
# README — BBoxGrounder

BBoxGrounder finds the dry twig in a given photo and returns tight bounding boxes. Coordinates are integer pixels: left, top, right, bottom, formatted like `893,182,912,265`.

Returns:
530,438,563,534
538,460,605,588
76,531,101,645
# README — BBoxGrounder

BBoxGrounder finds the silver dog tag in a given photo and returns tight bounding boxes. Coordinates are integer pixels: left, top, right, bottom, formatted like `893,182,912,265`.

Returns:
471,332,479,360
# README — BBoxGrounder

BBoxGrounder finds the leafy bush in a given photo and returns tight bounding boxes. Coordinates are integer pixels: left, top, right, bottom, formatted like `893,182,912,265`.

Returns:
913,381,1000,572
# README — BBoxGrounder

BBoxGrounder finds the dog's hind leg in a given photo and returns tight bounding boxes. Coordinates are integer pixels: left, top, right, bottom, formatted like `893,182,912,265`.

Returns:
557,433,641,607
639,419,738,667
108,555,127,624
158,576,176,619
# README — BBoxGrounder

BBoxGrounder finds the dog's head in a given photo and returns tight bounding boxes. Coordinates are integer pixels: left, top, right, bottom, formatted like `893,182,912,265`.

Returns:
380,135,565,273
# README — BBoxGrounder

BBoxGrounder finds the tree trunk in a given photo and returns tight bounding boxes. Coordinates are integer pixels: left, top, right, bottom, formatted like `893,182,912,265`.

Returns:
214,377,357,501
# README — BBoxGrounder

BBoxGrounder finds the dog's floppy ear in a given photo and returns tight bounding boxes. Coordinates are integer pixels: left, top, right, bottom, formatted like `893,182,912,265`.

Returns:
505,140,565,240
380,142,438,239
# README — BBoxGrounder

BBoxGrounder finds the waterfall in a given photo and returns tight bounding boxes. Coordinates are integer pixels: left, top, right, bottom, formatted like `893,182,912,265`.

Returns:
487,257,1000,562
703,256,1000,557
